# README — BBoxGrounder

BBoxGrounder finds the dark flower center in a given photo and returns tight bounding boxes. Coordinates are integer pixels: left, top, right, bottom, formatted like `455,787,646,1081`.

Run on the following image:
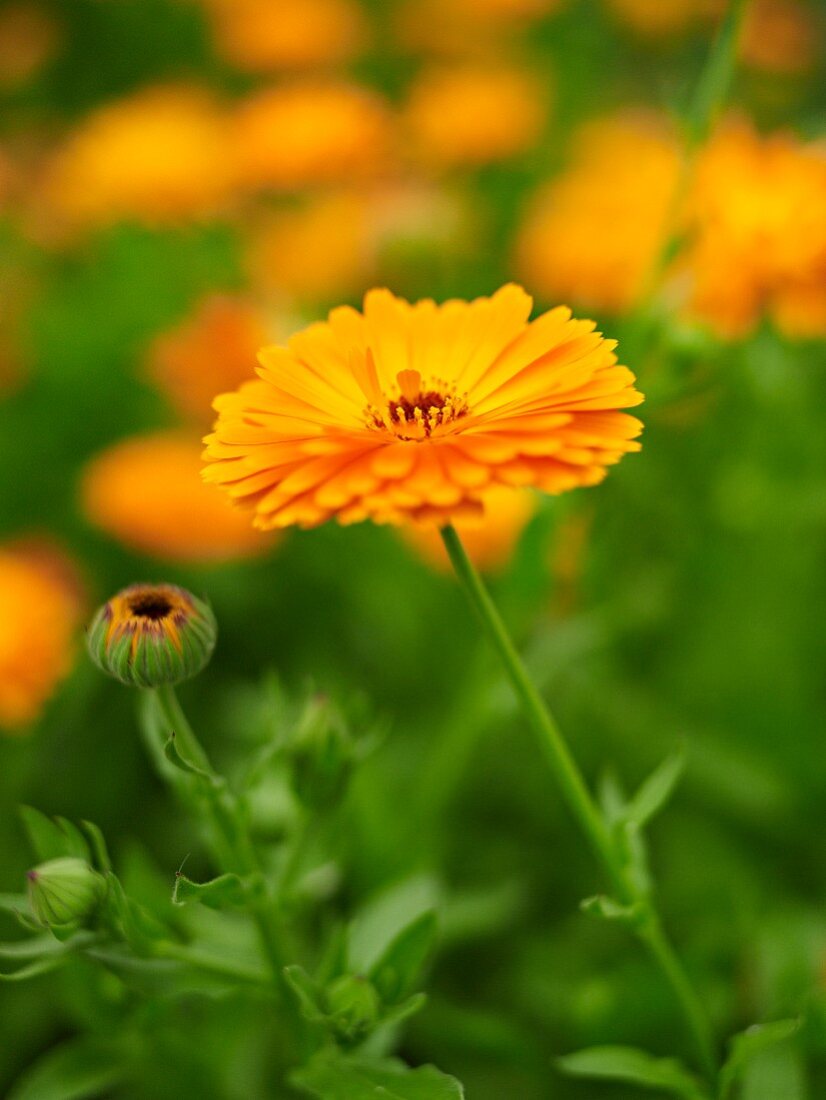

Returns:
128,591,173,620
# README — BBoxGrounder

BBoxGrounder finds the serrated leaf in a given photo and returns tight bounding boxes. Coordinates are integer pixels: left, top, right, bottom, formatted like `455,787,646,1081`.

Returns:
292,1051,465,1099
172,872,247,909
7,1038,125,1100
627,748,686,829
370,910,438,1004
20,807,73,863
720,1019,801,1099
558,1046,708,1099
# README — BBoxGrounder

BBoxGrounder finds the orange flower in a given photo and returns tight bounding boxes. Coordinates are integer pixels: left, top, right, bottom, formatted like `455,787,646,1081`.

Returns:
515,113,681,314
402,487,536,572
232,82,394,192
404,64,549,170
0,2,60,89
82,432,272,561
202,0,367,72
244,192,375,303
395,0,559,57
604,0,720,37
682,120,826,339
146,296,272,423
0,540,83,731
203,285,643,529
39,84,235,230
739,0,819,76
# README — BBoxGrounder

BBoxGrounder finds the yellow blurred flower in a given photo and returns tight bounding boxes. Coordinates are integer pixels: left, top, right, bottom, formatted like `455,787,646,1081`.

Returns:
682,120,826,339
145,296,272,424
81,432,272,562
244,192,375,303
232,81,394,192
604,0,720,38
739,0,820,76
515,112,681,314
203,285,643,529
202,0,368,72
403,64,549,170
0,540,83,732
39,84,235,231
402,487,536,573
0,2,61,89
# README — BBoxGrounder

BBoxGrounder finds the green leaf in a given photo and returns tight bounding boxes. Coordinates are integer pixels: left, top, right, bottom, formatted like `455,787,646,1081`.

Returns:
627,748,686,829
741,1044,808,1100
0,934,70,959
283,965,326,1023
54,818,92,861
80,821,112,874
163,734,215,782
348,874,441,974
7,1038,125,1100
20,807,75,863
0,954,70,982
720,1019,801,1099
558,1046,709,1099
292,1051,465,1099
370,910,438,1004
172,871,247,909
0,893,29,916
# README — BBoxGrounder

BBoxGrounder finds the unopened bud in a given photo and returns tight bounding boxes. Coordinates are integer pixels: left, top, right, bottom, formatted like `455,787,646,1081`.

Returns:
27,857,105,928
325,974,380,1042
290,695,353,809
86,583,216,688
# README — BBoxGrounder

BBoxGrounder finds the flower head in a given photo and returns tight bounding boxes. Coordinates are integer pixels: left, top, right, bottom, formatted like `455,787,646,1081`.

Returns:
81,432,271,563
27,857,105,929
86,583,217,688
203,285,643,529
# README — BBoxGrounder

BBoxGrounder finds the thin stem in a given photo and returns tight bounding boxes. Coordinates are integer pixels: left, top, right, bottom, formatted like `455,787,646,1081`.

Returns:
440,524,717,1081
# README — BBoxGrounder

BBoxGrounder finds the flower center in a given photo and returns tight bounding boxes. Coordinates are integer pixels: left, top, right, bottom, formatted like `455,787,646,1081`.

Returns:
128,591,173,621
367,369,469,441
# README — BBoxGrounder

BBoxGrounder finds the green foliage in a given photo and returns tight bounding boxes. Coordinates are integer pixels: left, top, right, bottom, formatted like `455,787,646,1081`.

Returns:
292,1051,465,1100
558,1046,709,1099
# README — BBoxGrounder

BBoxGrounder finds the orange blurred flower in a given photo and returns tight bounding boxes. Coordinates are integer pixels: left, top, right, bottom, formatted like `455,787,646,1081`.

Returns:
604,0,720,38
39,84,235,231
244,192,375,303
515,112,681,314
232,81,394,192
739,0,820,76
0,2,61,89
146,296,272,424
682,120,826,339
202,0,368,72
82,432,272,562
203,285,643,529
0,539,83,732
402,486,536,572
395,0,559,56
404,64,549,170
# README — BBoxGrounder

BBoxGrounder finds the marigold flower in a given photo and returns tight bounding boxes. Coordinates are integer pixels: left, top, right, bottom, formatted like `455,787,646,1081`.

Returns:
81,432,271,562
203,285,643,529
403,64,548,170
0,541,83,731
39,84,235,230
146,296,272,423
0,2,60,89
202,0,367,72
232,82,394,192
402,487,536,572
682,120,826,339
87,583,216,688
515,113,681,314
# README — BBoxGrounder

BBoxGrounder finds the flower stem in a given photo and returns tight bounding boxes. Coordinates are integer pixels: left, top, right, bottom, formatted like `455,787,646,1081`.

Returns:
439,523,717,1081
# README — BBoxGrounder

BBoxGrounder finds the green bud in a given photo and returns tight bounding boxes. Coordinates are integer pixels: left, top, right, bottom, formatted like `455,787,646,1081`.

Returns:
27,857,106,928
86,583,216,688
324,974,380,1043
290,695,353,810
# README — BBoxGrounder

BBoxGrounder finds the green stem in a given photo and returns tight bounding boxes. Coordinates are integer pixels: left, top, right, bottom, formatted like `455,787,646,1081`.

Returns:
440,524,717,1081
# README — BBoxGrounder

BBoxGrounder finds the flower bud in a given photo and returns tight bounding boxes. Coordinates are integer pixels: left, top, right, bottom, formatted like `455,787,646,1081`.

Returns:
324,974,381,1043
27,857,105,928
289,694,354,810
86,583,216,688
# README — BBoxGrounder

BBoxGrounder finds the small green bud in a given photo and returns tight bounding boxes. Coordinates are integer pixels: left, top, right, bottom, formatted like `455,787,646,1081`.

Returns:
86,583,216,688
290,695,354,810
27,857,106,928
324,974,380,1043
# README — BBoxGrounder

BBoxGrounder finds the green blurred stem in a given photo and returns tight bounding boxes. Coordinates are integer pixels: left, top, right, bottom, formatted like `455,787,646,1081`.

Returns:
150,685,288,987
440,524,717,1081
